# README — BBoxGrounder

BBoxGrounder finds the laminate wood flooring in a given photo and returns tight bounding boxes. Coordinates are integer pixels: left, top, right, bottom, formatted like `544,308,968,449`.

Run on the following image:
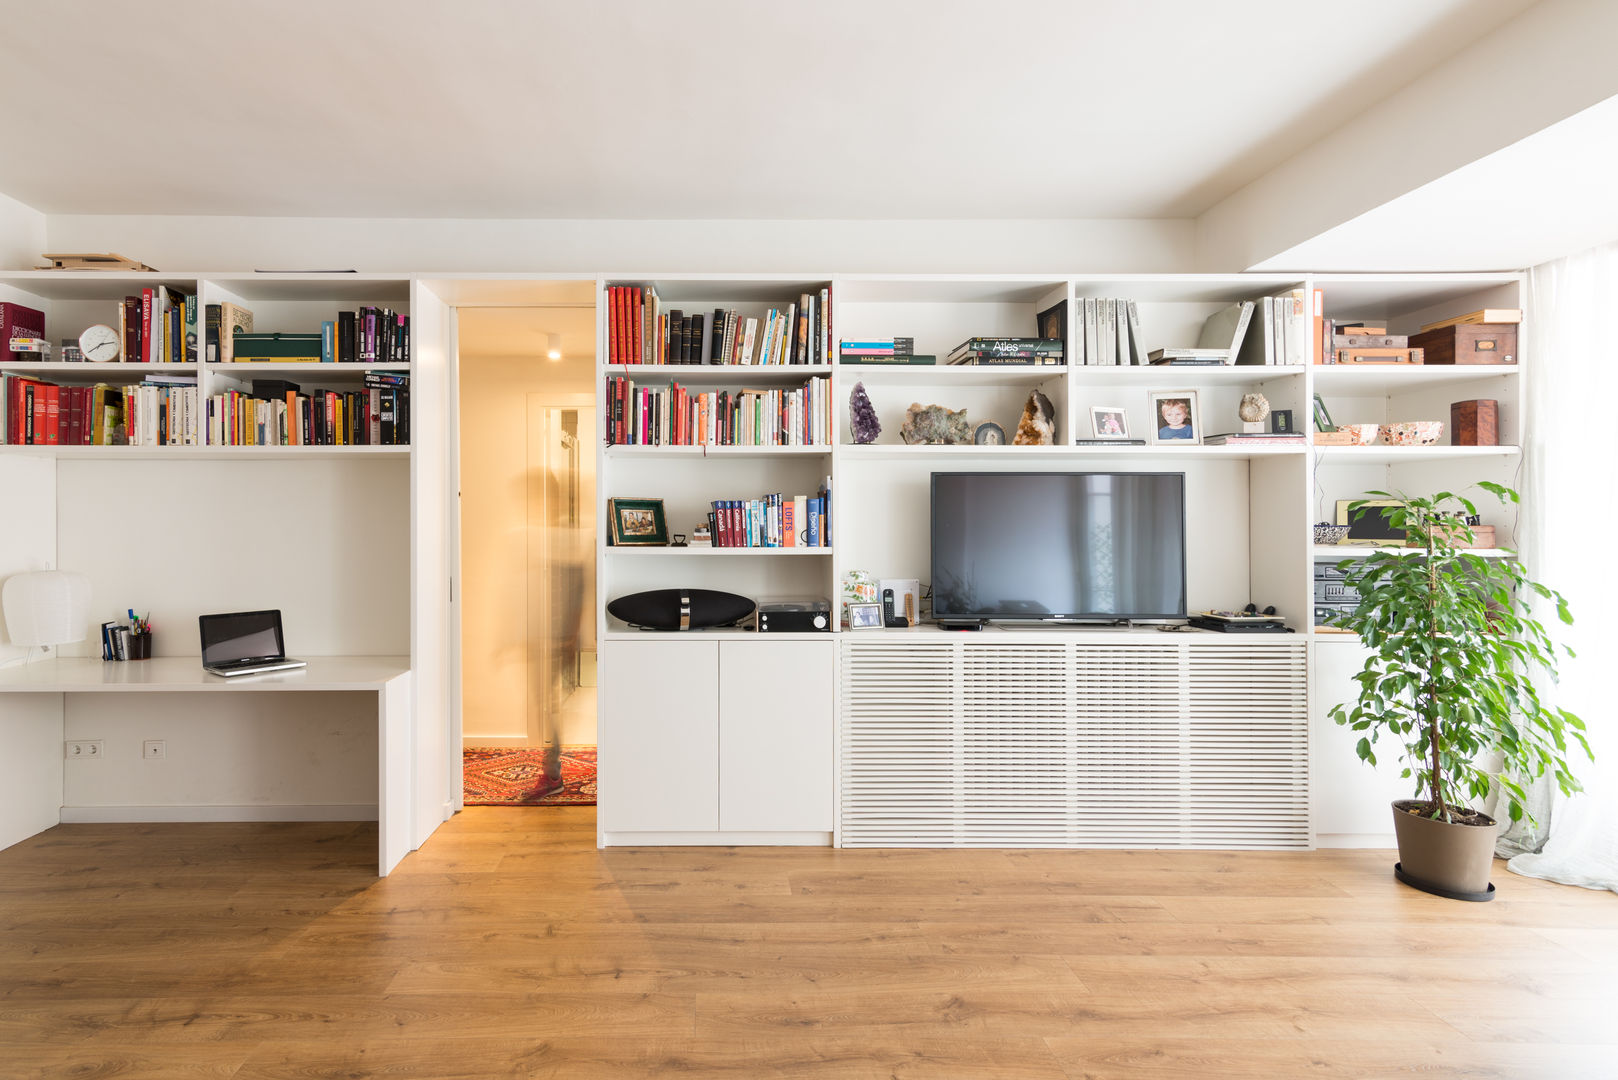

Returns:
2,808,1615,1079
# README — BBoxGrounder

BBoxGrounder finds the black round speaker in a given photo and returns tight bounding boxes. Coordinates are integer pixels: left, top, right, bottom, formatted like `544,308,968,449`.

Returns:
607,589,755,631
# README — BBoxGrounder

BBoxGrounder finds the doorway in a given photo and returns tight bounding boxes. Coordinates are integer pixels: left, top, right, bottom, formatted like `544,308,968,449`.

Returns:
456,307,596,805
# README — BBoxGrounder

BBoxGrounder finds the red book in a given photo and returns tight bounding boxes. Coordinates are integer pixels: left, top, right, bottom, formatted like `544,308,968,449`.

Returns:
141,288,155,362
631,287,643,366
0,302,45,361
609,287,623,364
42,383,59,443
66,387,82,445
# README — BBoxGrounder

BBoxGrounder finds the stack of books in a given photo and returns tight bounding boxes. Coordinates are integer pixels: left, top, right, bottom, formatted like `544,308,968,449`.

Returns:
207,306,409,364
605,375,830,447
1074,299,1147,365
839,337,935,364
606,284,831,366
947,338,1064,366
708,489,830,548
125,372,201,445
85,289,199,364
1201,432,1308,447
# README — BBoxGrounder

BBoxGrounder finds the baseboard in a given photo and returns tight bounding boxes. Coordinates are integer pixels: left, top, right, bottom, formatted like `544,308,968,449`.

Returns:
59,804,379,824
601,830,832,847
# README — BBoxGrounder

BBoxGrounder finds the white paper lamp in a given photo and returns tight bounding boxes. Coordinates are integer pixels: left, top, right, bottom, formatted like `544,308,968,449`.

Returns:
1,571,92,646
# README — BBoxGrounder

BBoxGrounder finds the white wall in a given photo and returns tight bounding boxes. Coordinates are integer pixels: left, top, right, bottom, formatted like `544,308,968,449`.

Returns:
61,691,378,818
0,191,44,269
41,216,1196,275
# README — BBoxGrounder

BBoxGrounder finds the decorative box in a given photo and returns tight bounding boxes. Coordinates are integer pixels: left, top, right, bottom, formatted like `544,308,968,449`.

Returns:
1409,323,1516,365
1382,421,1443,446
1450,399,1499,446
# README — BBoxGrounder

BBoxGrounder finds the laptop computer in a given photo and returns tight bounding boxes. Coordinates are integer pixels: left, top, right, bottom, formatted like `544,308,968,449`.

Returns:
199,610,308,678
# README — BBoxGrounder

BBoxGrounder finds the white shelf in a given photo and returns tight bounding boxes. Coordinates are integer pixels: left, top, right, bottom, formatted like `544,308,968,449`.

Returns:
205,362,411,377
1070,364,1306,385
1313,364,1518,389
602,364,830,383
839,443,1307,462
0,362,199,377
605,546,832,556
1314,445,1520,464
840,364,1066,385
0,444,407,460
605,444,831,458
1314,545,1515,559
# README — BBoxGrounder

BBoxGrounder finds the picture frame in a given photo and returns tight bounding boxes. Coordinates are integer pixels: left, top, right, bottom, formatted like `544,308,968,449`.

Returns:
1089,405,1130,440
847,602,884,630
1147,390,1200,445
1313,393,1336,432
1336,498,1406,545
1036,299,1067,343
608,497,669,546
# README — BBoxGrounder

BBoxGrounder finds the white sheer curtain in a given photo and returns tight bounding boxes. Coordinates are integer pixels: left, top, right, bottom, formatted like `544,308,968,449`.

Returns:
1505,240,1618,893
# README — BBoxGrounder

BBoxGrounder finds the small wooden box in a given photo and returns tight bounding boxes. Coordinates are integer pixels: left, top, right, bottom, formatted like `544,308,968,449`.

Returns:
1314,430,1357,446
1451,399,1499,445
1410,323,1517,365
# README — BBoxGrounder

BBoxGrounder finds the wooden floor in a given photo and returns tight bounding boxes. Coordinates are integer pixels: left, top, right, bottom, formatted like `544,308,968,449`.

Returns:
2,809,1616,1079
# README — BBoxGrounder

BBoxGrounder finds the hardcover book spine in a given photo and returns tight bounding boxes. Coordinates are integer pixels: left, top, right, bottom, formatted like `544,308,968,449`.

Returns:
140,289,154,363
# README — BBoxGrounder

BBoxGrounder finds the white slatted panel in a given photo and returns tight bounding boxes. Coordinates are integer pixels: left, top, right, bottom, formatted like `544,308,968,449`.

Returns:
1185,644,1309,848
840,638,1308,849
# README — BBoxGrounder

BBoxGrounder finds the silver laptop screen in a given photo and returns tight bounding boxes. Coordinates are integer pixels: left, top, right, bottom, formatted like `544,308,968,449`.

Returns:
200,611,285,665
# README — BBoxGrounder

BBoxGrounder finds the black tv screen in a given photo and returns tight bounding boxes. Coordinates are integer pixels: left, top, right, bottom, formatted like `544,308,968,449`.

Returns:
931,472,1187,622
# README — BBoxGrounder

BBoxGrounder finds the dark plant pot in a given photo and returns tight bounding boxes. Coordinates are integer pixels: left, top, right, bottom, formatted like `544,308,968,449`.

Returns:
1391,799,1498,901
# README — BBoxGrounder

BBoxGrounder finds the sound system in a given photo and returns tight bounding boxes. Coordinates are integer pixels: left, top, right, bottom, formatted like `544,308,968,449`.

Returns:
757,599,832,633
606,589,755,631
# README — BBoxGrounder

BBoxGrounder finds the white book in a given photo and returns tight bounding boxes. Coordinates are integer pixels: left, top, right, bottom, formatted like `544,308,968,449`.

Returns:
1115,300,1129,365
1197,301,1255,355
741,318,759,364
1082,299,1096,365
1236,297,1275,365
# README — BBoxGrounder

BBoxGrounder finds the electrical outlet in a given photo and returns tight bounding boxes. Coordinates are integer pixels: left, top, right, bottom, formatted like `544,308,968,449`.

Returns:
142,740,166,760
64,740,104,759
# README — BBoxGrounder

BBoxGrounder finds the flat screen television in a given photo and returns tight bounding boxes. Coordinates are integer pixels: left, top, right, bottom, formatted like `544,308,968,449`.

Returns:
930,471,1187,623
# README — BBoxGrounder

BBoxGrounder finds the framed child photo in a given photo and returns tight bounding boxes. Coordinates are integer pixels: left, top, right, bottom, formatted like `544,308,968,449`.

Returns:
1089,405,1130,440
608,497,669,546
1148,390,1200,445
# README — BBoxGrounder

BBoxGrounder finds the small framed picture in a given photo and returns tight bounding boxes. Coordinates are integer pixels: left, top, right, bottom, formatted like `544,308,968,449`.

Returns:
1148,390,1200,445
848,602,884,630
1089,405,1129,440
1036,300,1067,342
608,497,669,546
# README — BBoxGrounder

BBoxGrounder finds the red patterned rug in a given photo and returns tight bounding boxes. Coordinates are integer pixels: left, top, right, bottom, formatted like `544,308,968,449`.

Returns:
462,746,597,806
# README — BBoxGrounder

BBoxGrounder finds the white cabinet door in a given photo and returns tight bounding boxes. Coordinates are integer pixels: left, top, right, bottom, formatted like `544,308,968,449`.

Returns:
1311,639,1413,846
600,640,719,832
718,640,834,831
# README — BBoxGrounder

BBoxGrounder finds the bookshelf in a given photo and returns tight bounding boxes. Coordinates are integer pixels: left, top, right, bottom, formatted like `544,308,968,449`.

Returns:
0,270,453,875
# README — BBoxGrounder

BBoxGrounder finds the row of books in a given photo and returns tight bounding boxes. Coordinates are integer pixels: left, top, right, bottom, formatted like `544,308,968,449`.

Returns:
706,491,830,548
1151,294,1308,366
606,284,832,366
11,290,200,365
4,374,125,445
209,374,409,446
205,305,410,364
606,375,830,447
1075,299,1149,366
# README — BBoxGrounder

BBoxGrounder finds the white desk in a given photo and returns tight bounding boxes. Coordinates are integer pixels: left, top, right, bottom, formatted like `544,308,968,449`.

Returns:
0,656,413,875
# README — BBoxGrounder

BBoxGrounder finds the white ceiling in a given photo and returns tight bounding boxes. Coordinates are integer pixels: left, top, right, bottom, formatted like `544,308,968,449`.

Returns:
3,0,1536,220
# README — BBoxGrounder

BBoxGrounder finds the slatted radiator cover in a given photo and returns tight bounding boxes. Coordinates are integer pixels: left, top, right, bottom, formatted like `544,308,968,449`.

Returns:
838,638,1309,849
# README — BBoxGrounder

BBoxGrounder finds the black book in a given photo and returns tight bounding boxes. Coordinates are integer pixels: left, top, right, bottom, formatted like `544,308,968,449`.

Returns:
251,379,302,401
711,308,726,363
664,309,683,364
205,304,220,363
337,311,356,363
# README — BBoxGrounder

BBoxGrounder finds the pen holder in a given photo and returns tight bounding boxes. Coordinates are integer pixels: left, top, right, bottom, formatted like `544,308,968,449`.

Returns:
127,632,151,660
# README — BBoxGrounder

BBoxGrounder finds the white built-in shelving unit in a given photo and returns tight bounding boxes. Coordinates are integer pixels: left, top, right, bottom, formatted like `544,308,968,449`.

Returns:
593,271,1528,850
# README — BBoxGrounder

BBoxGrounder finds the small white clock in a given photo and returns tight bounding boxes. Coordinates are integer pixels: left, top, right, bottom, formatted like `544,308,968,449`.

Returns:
79,324,120,363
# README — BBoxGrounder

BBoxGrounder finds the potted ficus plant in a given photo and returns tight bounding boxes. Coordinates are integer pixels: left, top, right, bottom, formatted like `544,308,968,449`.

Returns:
1327,482,1590,901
